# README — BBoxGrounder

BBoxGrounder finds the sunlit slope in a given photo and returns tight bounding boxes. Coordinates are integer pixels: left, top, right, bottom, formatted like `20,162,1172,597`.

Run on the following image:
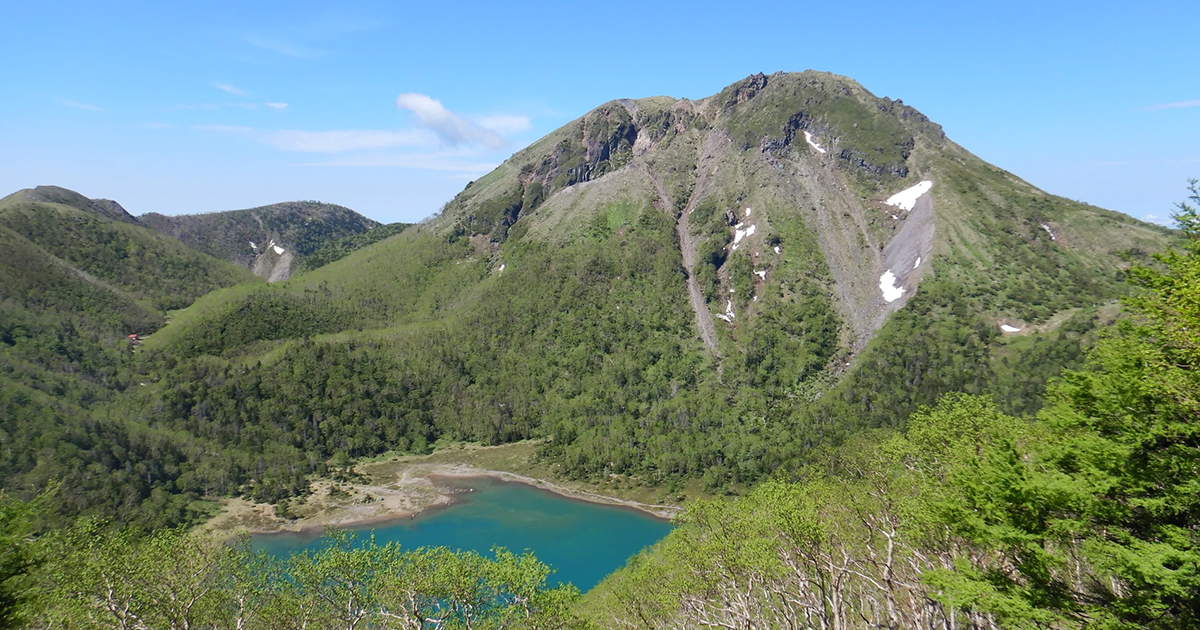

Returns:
144,71,1174,489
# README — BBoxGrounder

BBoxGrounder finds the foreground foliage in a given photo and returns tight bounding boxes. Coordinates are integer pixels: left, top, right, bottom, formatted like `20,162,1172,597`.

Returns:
29,526,581,630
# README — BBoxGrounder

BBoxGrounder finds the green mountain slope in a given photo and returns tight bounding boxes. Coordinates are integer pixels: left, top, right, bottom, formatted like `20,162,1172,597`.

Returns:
139,201,385,281
0,188,260,525
136,70,1173,503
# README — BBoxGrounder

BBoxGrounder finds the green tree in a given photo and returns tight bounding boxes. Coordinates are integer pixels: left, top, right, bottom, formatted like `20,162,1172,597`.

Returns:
923,183,1200,628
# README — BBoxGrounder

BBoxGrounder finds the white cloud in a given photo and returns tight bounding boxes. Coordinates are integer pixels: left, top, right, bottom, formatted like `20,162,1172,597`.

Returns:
265,129,431,152
241,35,319,58
56,99,104,112
198,125,256,134
199,125,433,153
214,83,248,96
396,93,507,149
475,114,532,135
1143,99,1200,111
302,153,498,172
264,102,289,110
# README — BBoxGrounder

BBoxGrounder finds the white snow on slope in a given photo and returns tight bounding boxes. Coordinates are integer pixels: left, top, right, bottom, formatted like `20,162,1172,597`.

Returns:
803,131,827,154
754,270,767,280
732,224,757,251
1000,324,1022,333
914,257,921,269
498,264,505,273
745,207,752,216
1041,224,1056,241
715,299,736,323
774,245,781,254
879,270,905,303
249,241,257,249
273,245,285,255
885,180,934,211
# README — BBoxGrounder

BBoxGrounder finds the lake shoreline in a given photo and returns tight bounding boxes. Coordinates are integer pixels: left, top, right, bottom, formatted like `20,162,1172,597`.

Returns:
225,462,681,538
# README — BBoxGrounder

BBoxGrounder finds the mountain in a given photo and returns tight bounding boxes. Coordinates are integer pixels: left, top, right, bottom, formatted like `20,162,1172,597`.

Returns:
132,70,1172,506
0,186,262,525
139,201,384,281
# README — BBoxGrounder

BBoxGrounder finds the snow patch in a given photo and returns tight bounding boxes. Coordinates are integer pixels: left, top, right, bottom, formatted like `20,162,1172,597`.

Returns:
803,131,827,154
272,245,285,255
773,245,781,255
498,264,505,273
754,270,767,280
884,180,934,211
744,207,752,217
1041,224,1056,241
249,241,257,249
1000,324,1022,333
914,257,921,269
717,299,735,323
891,214,899,220
879,270,905,303
732,224,757,251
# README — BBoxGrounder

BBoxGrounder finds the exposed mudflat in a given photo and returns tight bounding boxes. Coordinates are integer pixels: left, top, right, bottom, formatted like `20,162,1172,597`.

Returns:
201,444,682,537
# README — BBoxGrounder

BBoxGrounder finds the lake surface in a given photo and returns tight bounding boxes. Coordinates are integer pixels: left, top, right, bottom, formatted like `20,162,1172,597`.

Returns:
252,476,673,591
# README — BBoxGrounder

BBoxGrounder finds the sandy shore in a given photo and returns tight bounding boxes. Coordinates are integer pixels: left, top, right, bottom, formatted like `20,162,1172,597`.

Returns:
204,461,681,537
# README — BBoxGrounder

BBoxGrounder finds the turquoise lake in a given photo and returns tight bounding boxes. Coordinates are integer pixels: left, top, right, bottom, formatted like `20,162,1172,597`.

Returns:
252,476,673,592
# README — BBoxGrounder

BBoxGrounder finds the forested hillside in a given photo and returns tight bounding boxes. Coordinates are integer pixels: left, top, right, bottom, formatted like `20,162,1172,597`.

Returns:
0,188,266,527
120,71,1171,512
0,72,1177,532
5,184,1196,630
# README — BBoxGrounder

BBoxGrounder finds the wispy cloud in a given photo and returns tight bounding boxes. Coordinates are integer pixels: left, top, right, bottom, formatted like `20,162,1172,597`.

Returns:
1142,99,1200,111
302,153,499,172
214,83,247,97
1085,157,1200,167
239,14,382,59
475,114,532,135
241,34,319,58
199,92,529,175
56,99,104,112
396,93,507,149
199,125,433,152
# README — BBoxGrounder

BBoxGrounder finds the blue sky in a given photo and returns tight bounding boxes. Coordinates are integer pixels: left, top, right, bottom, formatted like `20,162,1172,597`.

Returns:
2,1,1197,225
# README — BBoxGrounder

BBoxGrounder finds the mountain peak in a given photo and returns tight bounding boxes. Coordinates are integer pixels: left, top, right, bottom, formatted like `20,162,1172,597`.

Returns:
7,185,139,224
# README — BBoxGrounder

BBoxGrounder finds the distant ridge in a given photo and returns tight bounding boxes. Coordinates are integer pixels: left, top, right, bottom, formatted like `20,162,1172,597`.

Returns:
139,201,382,281
16,185,139,224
